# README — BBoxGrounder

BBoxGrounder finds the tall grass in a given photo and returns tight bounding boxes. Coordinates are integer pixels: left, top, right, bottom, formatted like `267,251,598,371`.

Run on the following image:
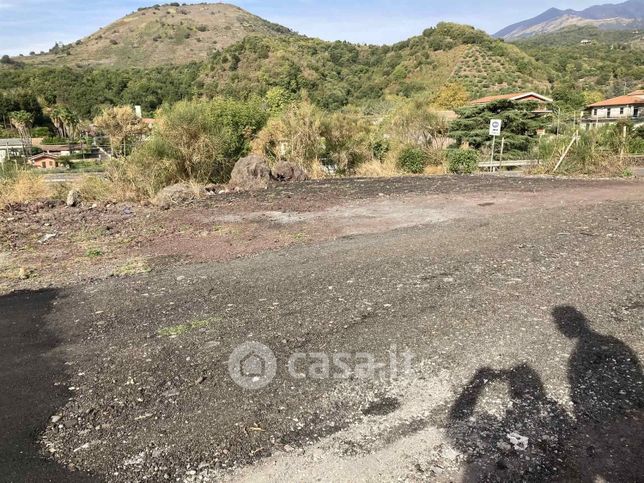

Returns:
533,128,630,176
0,171,53,208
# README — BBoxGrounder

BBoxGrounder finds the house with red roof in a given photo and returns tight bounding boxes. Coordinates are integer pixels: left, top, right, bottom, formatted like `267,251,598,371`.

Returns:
582,90,644,129
470,92,553,115
470,92,553,105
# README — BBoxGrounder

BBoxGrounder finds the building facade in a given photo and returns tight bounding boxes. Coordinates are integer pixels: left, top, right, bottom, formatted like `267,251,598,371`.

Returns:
29,153,63,169
582,91,644,129
0,138,25,162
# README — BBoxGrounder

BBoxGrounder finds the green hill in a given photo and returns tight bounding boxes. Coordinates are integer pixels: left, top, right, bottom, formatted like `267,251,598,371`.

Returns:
201,23,550,109
17,3,295,68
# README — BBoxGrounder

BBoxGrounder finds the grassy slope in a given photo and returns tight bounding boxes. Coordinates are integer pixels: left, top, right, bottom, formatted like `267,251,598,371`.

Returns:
19,3,295,68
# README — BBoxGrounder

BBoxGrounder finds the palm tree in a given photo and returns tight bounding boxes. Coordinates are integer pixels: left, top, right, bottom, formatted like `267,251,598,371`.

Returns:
9,110,34,157
59,108,80,140
48,106,66,138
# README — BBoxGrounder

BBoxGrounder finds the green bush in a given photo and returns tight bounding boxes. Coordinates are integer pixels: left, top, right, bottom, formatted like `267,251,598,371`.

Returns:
31,127,51,137
41,135,74,145
398,147,427,174
113,97,269,198
447,149,479,174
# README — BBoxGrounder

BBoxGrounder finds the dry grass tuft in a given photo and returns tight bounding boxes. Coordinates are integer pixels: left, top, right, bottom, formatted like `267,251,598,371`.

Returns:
307,162,329,180
423,164,447,176
354,159,402,178
0,171,53,208
72,176,114,202
112,257,152,277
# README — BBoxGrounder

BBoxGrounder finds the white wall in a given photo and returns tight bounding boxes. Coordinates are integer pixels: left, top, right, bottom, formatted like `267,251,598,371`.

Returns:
589,105,640,119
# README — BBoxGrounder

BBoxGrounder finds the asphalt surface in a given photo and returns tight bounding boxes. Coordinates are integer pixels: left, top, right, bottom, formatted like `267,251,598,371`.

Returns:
1,176,642,482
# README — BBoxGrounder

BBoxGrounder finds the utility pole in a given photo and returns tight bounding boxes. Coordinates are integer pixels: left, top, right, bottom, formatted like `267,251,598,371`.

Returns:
499,137,505,165
490,135,496,171
489,119,502,172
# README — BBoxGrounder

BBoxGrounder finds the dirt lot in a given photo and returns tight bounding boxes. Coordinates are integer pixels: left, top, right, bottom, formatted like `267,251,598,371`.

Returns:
1,175,642,295
0,175,642,482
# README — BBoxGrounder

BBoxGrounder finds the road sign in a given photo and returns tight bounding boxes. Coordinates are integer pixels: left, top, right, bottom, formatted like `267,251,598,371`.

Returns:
489,119,502,136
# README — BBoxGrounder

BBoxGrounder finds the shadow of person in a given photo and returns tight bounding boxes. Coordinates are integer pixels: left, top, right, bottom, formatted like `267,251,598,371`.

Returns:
553,305,644,481
448,364,576,482
0,289,93,482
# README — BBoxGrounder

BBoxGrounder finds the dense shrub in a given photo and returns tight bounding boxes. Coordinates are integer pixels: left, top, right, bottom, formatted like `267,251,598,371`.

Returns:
31,127,51,137
112,97,268,198
41,135,72,145
398,147,428,174
447,149,479,174
252,100,325,171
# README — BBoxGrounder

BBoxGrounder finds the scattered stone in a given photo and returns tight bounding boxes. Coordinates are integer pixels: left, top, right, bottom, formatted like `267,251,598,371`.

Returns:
196,376,206,385
507,432,529,451
271,161,309,182
229,155,271,191
18,267,30,280
204,184,220,194
39,233,57,244
51,415,62,423
162,389,180,398
66,189,81,207
152,183,202,209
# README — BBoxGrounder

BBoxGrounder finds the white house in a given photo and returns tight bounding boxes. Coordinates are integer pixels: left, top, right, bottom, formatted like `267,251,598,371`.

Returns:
582,90,644,129
0,138,24,163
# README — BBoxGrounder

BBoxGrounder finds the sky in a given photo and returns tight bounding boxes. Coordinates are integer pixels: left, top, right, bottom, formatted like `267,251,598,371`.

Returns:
1,0,606,56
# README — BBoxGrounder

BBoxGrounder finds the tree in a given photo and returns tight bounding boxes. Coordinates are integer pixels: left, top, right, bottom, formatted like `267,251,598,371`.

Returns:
321,110,373,172
583,90,604,106
59,107,80,139
48,106,66,138
264,87,293,115
552,82,586,111
9,110,34,156
93,106,147,157
432,83,470,110
252,100,325,170
386,99,451,150
450,100,547,157
47,106,79,139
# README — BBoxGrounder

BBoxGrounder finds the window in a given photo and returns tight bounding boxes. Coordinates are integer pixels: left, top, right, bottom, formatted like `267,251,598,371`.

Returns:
635,107,640,117
620,107,625,116
592,109,598,116
607,108,612,118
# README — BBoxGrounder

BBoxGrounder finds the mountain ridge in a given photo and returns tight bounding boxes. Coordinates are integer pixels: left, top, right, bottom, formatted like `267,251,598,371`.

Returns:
496,0,644,40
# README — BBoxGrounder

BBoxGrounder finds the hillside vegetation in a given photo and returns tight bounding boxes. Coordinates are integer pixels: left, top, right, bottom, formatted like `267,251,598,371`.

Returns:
514,26,644,96
0,23,551,119
18,3,294,68
202,23,549,110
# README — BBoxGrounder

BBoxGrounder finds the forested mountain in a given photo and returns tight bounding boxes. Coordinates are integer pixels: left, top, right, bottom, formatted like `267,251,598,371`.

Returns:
514,26,644,97
496,0,644,40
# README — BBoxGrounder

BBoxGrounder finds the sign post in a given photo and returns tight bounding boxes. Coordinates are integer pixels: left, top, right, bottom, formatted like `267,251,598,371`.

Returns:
489,119,502,171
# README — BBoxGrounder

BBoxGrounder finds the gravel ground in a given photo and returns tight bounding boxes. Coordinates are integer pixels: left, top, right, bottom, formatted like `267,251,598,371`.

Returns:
0,175,642,482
